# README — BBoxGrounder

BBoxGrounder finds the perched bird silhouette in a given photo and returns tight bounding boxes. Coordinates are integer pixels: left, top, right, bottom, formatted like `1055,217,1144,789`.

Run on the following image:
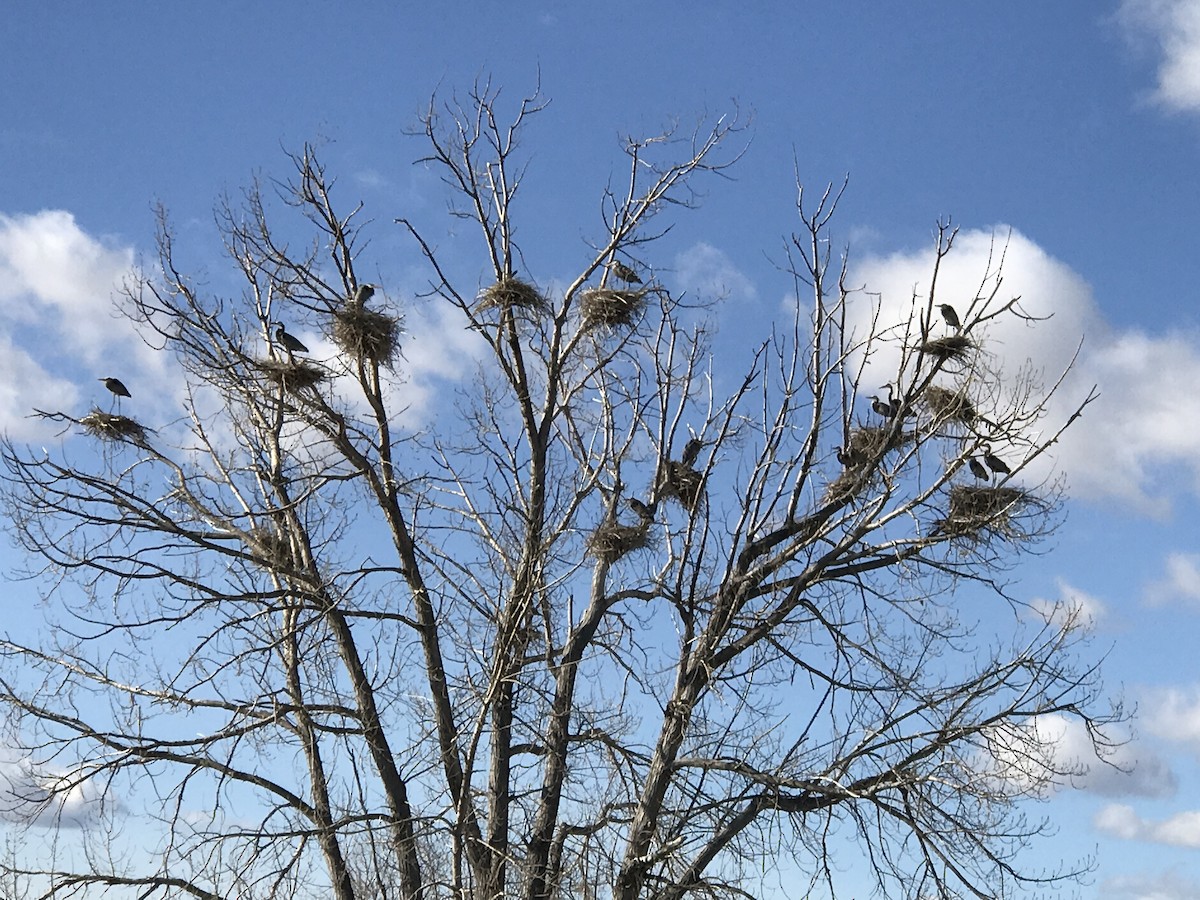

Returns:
274,324,309,355
680,436,703,467
351,283,376,308
100,377,130,413
982,444,1011,475
609,260,643,284
836,446,863,468
627,497,655,521
939,304,961,330
869,395,893,418
968,457,989,480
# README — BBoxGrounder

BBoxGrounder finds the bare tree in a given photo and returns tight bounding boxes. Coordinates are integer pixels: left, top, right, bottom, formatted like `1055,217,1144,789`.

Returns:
0,80,1115,900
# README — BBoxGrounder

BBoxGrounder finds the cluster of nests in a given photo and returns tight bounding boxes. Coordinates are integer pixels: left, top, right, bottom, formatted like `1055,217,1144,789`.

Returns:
473,276,649,333
588,445,706,564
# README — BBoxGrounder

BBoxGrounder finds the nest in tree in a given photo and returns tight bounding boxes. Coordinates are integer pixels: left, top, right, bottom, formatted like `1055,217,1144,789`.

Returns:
475,277,548,313
332,306,401,365
923,385,978,425
258,358,327,392
660,460,706,511
846,425,914,460
580,288,646,331
934,485,1042,540
919,335,976,362
824,467,872,505
247,526,294,569
80,409,148,444
588,522,650,563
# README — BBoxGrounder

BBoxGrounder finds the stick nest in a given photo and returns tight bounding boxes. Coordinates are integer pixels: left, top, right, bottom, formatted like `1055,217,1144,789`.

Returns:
919,335,976,362
923,385,978,424
588,522,650,563
660,461,706,511
934,485,1043,540
332,307,401,365
80,410,148,444
258,358,327,392
475,278,548,313
247,526,294,569
824,468,872,505
847,425,915,459
580,288,647,331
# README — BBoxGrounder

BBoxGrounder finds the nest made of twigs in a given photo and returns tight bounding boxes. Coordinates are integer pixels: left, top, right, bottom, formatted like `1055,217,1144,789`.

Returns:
332,306,401,365
247,526,294,569
824,467,872,505
934,485,1040,539
475,277,548,313
919,335,976,362
580,288,647,331
258,358,327,392
588,522,650,563
80,409,148,444
846,425,915,460
660,460,706,511
923,385,978,424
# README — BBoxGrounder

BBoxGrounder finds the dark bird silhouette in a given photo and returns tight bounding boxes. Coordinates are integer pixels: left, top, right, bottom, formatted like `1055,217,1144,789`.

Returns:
836,446,863,468
274,324,309,355
982,444,1011,475
869,395,893,418
100,377,130,413
627,497,655,521
939,304,961,330
351,283,376,308
609,260,642,284
680,437,703,467
968,457,990,480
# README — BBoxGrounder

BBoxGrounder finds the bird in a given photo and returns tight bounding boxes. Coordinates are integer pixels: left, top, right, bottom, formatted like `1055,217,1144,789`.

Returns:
981,444,1011,475
274,324,309,355
627,497,655,521
938,304,961,330
836,446,863,468
869,395,893,418
968,457,990,480
351,283,375,308
680,436,703,467
609,260,643,285
100,377,131,413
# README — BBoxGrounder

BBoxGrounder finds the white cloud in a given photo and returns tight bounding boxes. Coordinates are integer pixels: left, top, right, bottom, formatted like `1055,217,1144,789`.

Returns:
847,226,1200,514
0,750,105,829
1099,869,1200,900
1145,552,1200,608
672,242,758,305
1030,578,1109,631
1095,802,1200,848
386,300,490,421
1141,685,1200,751
1118,0,1200,114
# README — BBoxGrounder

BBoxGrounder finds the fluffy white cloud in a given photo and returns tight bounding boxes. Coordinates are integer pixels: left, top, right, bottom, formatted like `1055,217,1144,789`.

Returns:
1141,685,1200,751
847,227,1200,514
1145,552,1200,608
672,242,758,305
1030,578,1109,631
0,750,105,828
1095,802,1200,848
1118,0,1200,114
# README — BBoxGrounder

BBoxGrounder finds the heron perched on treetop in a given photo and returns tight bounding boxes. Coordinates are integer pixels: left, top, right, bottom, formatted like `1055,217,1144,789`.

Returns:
274,324,309,356
680,436,703,467
351,283,376,308
627,497,655,521
869,395,893,418
968,457,989,481
609,260,642,285
100,377,131,413
982,444,1011,475
939,304,961,330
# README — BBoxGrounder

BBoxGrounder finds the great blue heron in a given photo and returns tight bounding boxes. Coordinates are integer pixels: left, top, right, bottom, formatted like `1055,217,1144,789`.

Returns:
627,497,655,521
609,260,642,284
836,446,863,467
274,324,309,356
982,444,1010,475
869,395,893,418
939,304,961,330
680,437,703,467
100,377,130,413
351,283,376,308
968,457,989,480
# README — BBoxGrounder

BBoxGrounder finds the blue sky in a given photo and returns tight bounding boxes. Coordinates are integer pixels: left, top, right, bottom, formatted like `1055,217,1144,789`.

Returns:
3,3,1200,897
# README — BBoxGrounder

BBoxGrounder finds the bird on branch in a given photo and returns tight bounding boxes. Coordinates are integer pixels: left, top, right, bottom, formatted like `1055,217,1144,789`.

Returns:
274,324,309,356
968,457,989,480
680,436,704,467
982,444,1011,475
609,260,643,285
939,304,961,330
351,283,375,308
869,395,893,418
100,377,130,413
627,497,655,521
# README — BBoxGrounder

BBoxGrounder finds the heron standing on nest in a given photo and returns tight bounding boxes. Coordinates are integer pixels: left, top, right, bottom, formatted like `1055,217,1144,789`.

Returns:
100,377,130,414
939,304,961,330
351,283,375,308
274,324,309,358
609,260,643,284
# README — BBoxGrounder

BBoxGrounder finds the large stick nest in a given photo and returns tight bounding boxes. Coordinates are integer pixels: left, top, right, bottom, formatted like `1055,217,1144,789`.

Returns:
246,525,294,570
258,358,327,392
923,385,978,425
918,335,976,362
80,409,149,444
475,277,548,313
934,485,1045,541
580,288,647,331
847,425,915,459
660,460,706,511
332,307,401,365
588,522,650,563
